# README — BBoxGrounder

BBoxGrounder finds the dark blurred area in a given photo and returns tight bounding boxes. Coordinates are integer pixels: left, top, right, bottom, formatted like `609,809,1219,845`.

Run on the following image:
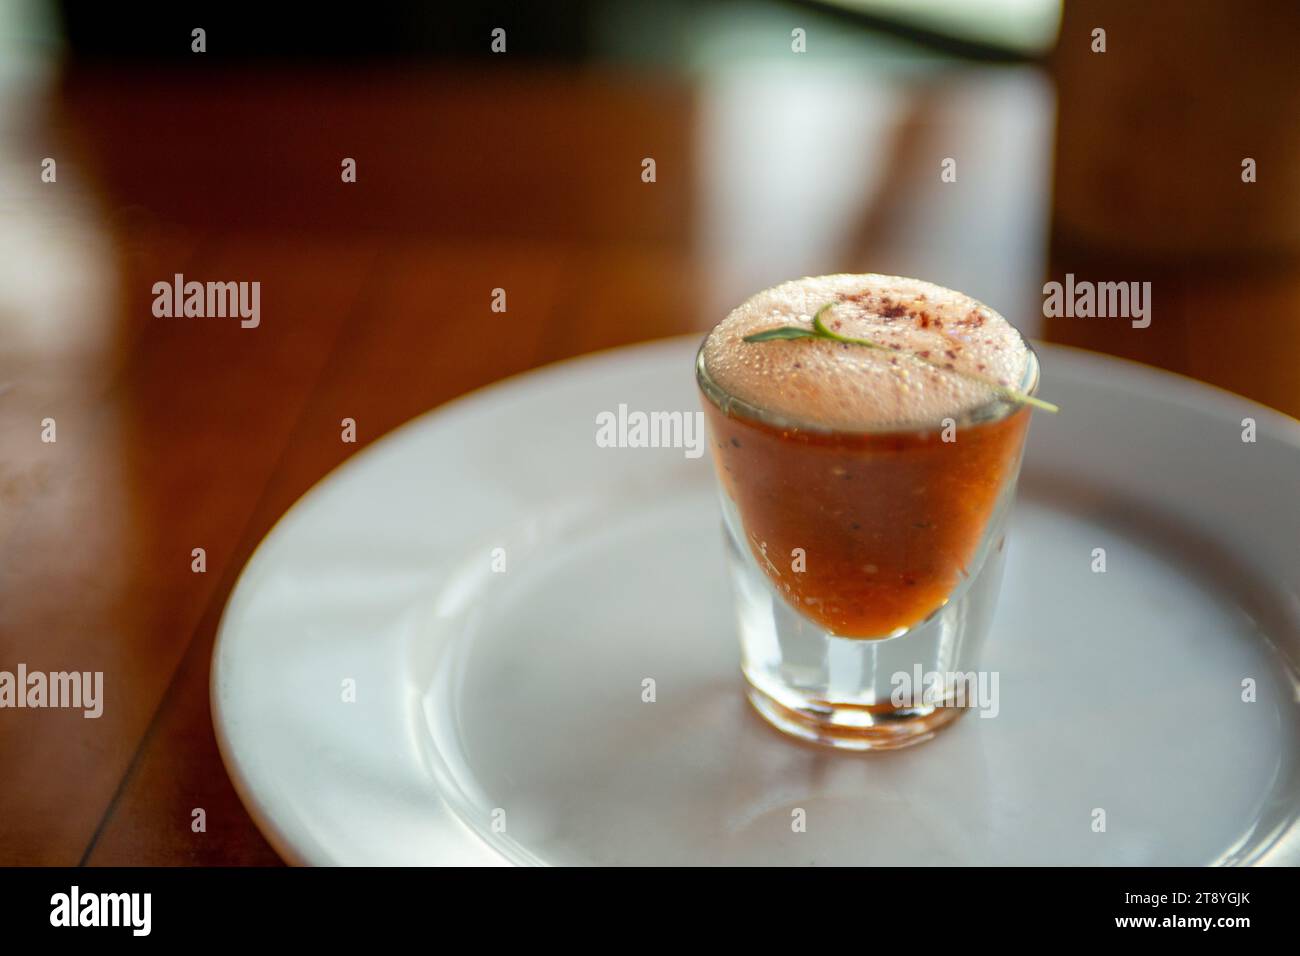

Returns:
26,0,1296,408
56,1,597,61
1047,0,1300,414
1,0,1297,865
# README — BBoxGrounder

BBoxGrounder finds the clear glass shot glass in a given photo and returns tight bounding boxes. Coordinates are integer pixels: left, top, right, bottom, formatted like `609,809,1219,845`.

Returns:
696,342,1039,750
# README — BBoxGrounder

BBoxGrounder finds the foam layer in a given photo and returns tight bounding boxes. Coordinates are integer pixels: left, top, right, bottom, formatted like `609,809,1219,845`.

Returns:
701,274,1031,431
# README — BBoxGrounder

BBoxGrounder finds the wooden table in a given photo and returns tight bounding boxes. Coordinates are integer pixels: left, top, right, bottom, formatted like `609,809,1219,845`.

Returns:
0,62,707,865
2,40,1296,865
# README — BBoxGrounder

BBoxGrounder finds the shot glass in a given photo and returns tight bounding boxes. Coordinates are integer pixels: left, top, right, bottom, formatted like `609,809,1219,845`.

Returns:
696,342,1039,750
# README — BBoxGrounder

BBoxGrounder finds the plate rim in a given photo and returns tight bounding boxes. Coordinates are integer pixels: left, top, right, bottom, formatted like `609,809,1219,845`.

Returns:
210,336,1300,866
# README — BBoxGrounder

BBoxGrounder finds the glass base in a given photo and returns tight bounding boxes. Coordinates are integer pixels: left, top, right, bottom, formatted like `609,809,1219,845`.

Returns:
745,682,968,751
720,489,1011,754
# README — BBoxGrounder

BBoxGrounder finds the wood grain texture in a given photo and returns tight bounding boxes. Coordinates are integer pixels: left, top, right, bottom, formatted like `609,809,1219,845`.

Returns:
2,65,698,865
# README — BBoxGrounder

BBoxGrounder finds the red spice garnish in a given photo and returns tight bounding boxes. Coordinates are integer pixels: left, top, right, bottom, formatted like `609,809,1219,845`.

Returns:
945,350,957,359
918,350,931,358
880,302,908,319
918,313,932,328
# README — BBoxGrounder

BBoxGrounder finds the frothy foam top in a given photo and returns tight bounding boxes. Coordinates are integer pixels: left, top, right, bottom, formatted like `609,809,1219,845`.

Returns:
701,274,1031,431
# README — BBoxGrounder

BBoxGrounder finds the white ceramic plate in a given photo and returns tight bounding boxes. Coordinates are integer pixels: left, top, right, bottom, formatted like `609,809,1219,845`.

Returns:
212,338,1300,866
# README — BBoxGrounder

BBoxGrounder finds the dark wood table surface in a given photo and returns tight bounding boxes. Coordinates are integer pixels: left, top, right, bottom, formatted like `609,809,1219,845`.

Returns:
2,29,1297,865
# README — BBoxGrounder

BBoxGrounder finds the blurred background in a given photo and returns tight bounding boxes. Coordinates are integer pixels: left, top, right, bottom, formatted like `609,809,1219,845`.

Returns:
1,0,1296,864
